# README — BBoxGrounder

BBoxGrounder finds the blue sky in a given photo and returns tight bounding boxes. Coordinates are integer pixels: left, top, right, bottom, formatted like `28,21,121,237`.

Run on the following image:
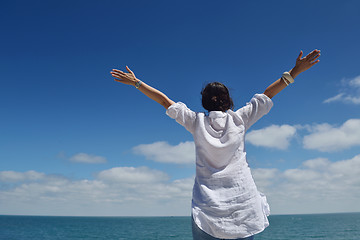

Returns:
1,0,360,216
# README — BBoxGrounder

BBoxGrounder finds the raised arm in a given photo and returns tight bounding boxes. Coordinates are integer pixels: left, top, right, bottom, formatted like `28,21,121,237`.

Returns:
110,66,175,109
263,49,321,99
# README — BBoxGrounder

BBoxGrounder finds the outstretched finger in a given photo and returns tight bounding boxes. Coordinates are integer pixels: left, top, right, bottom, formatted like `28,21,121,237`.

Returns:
126,66,133,74
310,53,321,62
307,49,320,59
111,71,127,78
112,69,125,74
111,72,124,79
310,59,320,66
313,52,321,59
308,52,321,63
297,50,303,61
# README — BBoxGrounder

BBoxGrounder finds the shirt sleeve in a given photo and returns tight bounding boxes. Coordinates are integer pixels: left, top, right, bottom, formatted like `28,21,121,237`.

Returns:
166,102,197,134
235,94,273,131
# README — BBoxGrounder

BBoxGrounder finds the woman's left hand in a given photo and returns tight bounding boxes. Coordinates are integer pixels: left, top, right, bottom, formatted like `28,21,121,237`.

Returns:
111,66,138,86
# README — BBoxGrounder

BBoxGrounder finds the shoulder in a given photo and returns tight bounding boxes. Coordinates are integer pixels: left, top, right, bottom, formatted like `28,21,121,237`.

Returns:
166,102,192,115
237,93,273,113
166,101,197,120
252,93,273,104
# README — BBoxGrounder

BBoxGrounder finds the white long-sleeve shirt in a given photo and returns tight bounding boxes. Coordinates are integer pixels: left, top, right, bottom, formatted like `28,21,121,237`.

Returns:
166,93,273,239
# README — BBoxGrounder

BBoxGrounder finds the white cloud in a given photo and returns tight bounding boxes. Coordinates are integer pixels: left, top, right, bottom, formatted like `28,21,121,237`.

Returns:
0,167,193,216
0,170,45,183
343,96,360,104
246,124,297,150
323,93,344,103
69,153,107,164
251,168,279,188
97,167,169,184
303,119,360,152
252,155,360,214
324,75,360,104
302,157,330,170
349,75,360,87
2,154,360,216
133,141,195,164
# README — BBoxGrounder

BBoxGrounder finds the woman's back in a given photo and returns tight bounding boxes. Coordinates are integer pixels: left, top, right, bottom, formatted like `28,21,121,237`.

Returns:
166,93,273,238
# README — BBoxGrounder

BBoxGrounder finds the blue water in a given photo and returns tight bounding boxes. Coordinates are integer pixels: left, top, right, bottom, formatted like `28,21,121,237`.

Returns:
0,213,359,239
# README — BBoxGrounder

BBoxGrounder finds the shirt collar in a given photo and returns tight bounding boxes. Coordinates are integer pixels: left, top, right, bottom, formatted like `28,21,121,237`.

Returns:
209,111,227,118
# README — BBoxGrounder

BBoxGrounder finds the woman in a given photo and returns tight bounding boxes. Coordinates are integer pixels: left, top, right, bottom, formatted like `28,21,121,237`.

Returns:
110,49,320,240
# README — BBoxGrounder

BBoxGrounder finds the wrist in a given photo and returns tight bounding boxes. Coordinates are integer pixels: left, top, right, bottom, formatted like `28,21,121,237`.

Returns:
134,79,142,89
132,77,140,86
289,67,301,79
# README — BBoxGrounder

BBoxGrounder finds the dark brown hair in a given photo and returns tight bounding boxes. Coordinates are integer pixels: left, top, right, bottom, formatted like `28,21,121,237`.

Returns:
201,82,234,112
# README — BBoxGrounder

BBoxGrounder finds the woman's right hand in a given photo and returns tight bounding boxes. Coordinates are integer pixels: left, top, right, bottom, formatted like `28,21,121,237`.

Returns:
110,66,139,86
291,49,321,78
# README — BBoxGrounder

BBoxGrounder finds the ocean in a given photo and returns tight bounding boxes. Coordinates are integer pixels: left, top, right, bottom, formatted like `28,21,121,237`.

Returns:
0,213,359,239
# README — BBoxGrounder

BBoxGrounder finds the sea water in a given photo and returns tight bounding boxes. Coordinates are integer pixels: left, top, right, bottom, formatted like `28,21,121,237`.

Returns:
0,213,359,239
